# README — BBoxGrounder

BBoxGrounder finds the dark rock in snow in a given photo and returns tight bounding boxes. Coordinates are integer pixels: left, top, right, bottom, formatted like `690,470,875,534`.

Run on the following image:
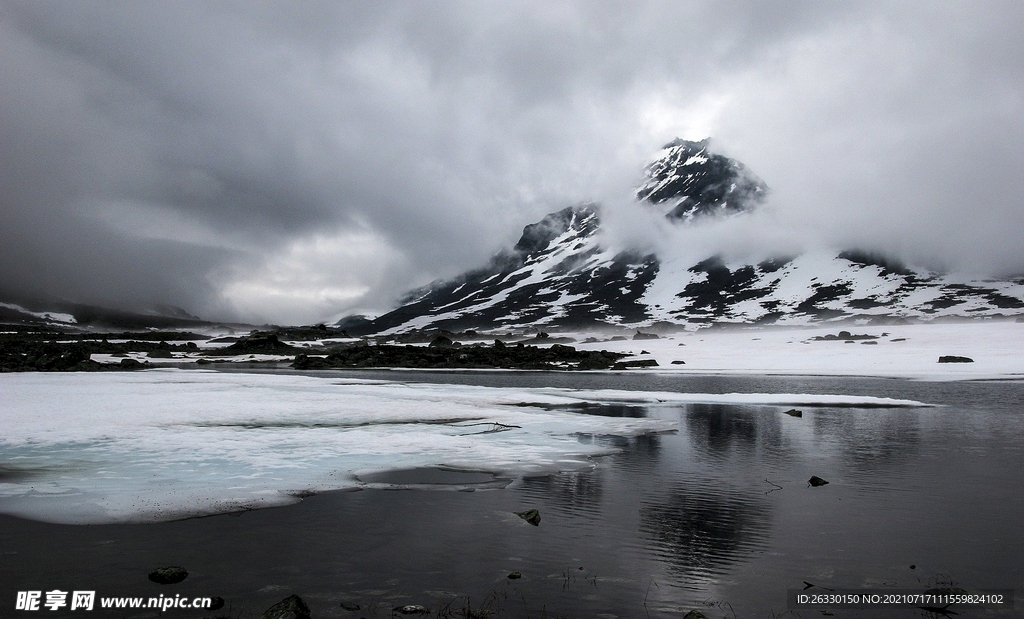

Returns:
633,330,660,340
783,409,803,418
259,595,311,619
810,331,879,342
516,509,541,526
671,360,686,365
938,355,974,363
148,566,188,584
216,333,302,355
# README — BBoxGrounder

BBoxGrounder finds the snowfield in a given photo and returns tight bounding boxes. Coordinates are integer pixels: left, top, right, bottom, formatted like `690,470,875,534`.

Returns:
567,320,1024,380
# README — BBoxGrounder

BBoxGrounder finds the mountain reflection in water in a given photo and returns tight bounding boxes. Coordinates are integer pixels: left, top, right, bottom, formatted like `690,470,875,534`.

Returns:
640,480,772,582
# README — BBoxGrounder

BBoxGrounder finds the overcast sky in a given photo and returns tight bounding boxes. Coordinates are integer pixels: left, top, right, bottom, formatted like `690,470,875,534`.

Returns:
2,1,1022,324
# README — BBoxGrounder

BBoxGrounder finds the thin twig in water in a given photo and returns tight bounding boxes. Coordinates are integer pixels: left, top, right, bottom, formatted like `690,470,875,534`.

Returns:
723,600,737,619
643,578,659,619
764,478,783,494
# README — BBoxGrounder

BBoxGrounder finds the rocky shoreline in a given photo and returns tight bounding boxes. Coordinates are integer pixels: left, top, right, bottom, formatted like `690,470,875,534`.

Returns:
0,328,656,372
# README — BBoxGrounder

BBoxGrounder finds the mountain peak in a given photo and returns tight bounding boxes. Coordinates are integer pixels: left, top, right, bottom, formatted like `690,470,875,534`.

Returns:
636,138,767,222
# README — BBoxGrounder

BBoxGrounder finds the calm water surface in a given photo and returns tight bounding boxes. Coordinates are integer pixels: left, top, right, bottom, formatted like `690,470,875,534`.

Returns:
2,371,1022,618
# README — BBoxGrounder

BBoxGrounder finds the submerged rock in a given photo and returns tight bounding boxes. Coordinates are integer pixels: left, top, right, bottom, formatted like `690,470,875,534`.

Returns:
394,604,429,614
259,595,311,619
339,601,361,611
207,597,225,611
516,509,541,526
938,355,974,363
507,571,522,579
148,566,188,584
808,476,829,487
683,611,709,619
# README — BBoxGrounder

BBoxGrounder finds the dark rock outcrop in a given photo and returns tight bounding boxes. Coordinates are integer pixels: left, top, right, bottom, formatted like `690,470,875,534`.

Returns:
292,342,625,371
215,333,302,355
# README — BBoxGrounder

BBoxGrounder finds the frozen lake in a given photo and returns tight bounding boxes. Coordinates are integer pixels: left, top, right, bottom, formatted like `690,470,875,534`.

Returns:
1,368,1022,617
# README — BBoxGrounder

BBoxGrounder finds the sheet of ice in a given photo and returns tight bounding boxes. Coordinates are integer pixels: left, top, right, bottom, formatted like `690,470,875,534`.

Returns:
0,370,932,525
0,370,683,524
570,320,1024,380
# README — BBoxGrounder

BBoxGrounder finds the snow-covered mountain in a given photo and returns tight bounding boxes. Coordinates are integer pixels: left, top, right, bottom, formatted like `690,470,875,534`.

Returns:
0,298,231,331
350,138,1024,336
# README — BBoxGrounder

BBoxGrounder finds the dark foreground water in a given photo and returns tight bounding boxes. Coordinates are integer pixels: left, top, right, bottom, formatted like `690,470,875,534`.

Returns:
2,370,1023,618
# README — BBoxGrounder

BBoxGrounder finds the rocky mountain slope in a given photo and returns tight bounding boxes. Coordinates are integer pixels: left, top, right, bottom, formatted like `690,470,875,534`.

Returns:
0,298,240,331
352,139,1024,335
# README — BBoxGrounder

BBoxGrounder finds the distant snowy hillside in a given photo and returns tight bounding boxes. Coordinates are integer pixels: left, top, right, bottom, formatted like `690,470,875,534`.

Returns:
350,139,1024,335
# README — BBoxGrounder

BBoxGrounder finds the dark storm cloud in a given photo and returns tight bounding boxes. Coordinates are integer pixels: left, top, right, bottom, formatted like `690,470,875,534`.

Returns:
1,1,1022,323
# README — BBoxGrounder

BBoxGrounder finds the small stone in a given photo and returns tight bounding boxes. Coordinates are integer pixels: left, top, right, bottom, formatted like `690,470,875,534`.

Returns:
148,566,188,584
208,597,225,610
340,601,361,611
683,611,708,619
508,571,522,579
808,476,829,487
671,360,686,365
938,355,974,363
515,509,541,526
783,408,803,417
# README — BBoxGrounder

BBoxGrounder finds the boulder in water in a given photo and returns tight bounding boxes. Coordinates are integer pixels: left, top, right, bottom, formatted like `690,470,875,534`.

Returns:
515,509,541,526
259,595,311,619
148,566,188,584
